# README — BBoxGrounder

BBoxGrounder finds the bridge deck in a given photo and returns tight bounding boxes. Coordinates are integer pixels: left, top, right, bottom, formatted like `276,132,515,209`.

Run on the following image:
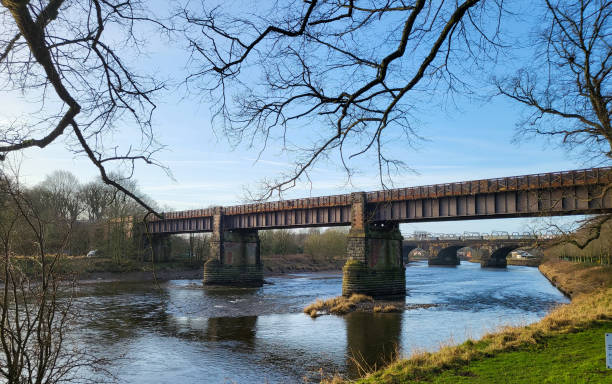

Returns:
147,167,612,234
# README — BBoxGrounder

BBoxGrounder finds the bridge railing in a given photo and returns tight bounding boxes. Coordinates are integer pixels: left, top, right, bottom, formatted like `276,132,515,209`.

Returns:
367,166,612,203
403,231,549,242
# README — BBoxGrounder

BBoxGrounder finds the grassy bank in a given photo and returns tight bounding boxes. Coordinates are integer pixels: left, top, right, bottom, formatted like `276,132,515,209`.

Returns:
539,258,612,297
400,320,611,384
334,288,611,383
326,257,612,383
262,254,344,274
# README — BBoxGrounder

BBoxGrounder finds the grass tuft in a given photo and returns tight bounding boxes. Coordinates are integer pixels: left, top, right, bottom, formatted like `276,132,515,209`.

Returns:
304,294,374,317
373,304,401,313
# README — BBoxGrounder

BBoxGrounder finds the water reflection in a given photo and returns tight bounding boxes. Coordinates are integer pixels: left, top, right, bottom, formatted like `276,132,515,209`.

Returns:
345,311,402,377
206,316,258,344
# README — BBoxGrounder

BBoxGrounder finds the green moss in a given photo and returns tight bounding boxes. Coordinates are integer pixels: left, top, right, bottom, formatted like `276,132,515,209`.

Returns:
344,259,365,268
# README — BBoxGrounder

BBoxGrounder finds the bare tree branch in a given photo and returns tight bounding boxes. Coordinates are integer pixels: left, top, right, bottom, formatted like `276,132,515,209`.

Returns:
182,0,504,199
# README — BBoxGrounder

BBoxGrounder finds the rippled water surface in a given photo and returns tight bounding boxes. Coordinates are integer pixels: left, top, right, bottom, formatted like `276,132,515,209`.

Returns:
75,261,568,383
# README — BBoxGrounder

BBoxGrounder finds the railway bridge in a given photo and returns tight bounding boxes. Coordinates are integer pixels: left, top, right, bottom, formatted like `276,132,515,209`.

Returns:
145,167,612,297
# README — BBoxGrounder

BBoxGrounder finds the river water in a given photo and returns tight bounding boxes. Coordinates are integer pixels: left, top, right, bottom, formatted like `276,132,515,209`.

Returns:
75,261,568,383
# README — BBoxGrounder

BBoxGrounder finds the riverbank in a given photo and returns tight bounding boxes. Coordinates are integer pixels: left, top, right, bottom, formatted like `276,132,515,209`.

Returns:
465,258,541,267
53,257,202,282
327,258,612,384
262,254,344,274
38,254,344,283
539,258,612,297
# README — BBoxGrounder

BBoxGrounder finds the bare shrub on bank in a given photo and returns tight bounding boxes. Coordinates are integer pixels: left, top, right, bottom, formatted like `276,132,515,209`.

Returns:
0,171,111,383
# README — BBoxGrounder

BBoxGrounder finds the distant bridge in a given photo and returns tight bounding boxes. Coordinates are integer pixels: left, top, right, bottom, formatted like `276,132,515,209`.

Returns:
142,167,612,296
401,231,550,267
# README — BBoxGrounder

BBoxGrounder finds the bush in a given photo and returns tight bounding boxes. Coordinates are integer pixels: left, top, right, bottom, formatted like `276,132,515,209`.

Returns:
260,229,303,256
304,228,347,261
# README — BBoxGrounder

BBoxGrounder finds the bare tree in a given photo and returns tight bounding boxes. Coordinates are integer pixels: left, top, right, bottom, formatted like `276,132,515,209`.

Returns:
497,0,611,161
0,170,111,383
182,0,505,198
38,170,83,224
0,0,169,215
496,0,611,248
80,180,114,222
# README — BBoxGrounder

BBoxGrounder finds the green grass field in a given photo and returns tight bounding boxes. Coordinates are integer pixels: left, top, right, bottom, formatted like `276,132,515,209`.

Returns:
430,321,612,384
353,320,612,384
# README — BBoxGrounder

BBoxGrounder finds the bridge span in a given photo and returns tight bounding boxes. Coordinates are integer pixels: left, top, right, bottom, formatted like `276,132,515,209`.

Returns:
143,167,612,297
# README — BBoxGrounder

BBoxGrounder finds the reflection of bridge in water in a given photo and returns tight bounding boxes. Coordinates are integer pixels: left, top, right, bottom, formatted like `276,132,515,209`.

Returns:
142,167,612,297
402,232,551,268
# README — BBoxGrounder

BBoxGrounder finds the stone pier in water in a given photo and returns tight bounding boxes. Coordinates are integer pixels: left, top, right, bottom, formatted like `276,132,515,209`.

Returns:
203,208,264,287
342,192,405,297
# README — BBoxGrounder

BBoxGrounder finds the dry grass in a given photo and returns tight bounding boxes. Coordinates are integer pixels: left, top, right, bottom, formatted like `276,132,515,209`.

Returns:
304,294,373,317
539,258,612,297
373,304,401,313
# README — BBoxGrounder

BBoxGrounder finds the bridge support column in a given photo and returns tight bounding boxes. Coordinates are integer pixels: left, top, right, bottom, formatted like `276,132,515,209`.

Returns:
480,245,510,268
143,234,171,262
342,192,405,298
203,208,263,287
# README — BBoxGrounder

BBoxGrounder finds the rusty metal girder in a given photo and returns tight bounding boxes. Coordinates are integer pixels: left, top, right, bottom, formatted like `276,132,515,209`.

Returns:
146,167,612,234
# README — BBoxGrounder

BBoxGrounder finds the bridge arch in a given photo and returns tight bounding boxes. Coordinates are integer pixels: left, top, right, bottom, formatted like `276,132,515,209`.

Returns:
403,245,430,264
428,245,464,266
481,245,519,268
402,244,417,264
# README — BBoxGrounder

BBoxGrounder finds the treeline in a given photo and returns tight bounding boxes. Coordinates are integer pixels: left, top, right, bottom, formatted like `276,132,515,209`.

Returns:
3,169,350,264
547,219,612,266
260,228,347,261
145,228,348,265
1,170,155,261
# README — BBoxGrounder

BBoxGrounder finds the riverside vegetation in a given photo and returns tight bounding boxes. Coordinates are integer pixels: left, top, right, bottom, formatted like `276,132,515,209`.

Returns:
3,169,349,280
324,238,612,383
12,227,349,281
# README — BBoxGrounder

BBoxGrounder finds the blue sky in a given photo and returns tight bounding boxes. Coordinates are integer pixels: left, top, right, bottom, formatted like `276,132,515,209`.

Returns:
3,1,605,235
13,89,589,235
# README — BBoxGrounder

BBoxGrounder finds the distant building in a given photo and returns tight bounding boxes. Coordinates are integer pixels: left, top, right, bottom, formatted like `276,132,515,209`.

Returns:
510,250,536,259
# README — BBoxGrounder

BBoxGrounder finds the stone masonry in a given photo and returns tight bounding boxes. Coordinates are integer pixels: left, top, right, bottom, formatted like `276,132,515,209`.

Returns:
342,192,406,297
203,207,263,287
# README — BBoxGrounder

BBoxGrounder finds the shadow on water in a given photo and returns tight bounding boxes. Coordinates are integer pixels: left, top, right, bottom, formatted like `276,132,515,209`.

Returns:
345,311,403,378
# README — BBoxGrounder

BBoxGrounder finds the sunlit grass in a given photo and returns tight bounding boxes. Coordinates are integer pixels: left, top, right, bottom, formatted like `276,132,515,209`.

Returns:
326,288,612,383
304,294,373,317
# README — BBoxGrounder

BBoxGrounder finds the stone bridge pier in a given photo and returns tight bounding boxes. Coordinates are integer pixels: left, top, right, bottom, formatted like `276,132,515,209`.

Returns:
342,193,405,297
203,208,264,287
143,233,172,262
479,245,515,268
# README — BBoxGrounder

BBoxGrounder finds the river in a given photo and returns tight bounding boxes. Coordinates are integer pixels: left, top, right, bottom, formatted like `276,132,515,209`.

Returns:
75,260,568,383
